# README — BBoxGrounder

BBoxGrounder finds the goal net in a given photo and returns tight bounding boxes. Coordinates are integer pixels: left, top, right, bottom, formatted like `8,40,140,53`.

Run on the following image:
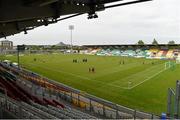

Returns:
165,61,176,70
165,62,170,70
176,58,180,64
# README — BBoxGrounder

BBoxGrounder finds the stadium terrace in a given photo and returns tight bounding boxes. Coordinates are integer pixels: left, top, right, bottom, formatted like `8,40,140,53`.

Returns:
81,44,180,60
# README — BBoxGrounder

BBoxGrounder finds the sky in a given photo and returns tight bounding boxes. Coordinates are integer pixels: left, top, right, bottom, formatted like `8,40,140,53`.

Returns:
1,0,180,45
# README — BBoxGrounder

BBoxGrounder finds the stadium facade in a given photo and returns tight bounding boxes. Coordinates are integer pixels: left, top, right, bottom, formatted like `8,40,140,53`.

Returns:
0,44,180,119
81,44,180,60
0,40,13,50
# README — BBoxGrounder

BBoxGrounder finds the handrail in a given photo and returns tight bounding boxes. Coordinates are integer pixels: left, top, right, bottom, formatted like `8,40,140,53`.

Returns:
0,62,160,119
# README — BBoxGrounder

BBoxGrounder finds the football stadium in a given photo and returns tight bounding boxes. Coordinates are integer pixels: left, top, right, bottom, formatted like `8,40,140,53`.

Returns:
0,0,179,119
0,44,180,119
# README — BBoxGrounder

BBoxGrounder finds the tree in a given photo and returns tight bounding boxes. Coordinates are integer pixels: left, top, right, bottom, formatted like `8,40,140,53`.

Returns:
137,40,144,45
152,38,158,45
168,40,175,45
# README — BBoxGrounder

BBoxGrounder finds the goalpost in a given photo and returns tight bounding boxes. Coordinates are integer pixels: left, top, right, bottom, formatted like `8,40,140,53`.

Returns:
176,58,180,64
165,61,171,70
165,61,176,70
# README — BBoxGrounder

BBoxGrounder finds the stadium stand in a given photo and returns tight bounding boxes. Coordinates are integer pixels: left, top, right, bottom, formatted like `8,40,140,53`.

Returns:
0,62,159,119
81,46,180,60
173,50,180,58
111,49,121,56
178,54,180,58
166,50,174,59
0,71,97,119
148,49,158,58
162,50,168,57
156,50,164,57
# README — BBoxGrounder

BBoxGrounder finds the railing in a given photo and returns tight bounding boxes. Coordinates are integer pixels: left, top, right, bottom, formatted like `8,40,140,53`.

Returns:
0,62,160,119
167,80,180,119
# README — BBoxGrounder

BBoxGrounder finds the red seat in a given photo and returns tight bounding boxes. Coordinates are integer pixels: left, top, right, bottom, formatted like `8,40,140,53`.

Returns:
52,99,65,108
43,98,57,107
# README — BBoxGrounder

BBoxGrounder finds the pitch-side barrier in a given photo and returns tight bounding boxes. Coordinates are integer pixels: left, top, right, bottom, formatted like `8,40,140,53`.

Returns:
0,62,160,119
167,80,180,119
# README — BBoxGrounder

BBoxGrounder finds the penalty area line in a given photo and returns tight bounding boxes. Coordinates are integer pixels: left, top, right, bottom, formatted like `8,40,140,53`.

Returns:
129,68,168,89
22,63,129,90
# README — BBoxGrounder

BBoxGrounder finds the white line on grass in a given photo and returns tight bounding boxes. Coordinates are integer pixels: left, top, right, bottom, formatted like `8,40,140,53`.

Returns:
23,63,129,89
23,63,91,80
107,63,167,90
129,67,167,89
95,62,142,78
21,62,168,90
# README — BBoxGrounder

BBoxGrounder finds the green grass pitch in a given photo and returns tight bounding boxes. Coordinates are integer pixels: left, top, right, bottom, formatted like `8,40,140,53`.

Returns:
3,53,180,114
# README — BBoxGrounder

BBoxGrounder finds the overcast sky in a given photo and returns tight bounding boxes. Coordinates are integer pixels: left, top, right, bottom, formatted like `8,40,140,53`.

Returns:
1,0,180,45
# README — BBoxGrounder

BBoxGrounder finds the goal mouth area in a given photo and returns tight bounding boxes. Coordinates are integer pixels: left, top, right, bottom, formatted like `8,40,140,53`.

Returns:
176,58,180,64
165,61,177,70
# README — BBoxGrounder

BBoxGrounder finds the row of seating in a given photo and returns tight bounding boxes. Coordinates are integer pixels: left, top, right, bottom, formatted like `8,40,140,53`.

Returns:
0,76,29,102
0,62,157,119
2,62,137,119
0,67,49,106
0,94,57,119
81,48,180,59
14,75,96,119
0,64,97,119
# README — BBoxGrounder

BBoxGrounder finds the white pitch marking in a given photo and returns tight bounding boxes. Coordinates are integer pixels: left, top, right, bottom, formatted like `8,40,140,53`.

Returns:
23,63,129,89
23,62,167,90
129,67,168,89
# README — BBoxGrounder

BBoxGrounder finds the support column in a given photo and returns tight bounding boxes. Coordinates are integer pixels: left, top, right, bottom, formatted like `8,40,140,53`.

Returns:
116,104,119,119
70,92,73,103
78,94,80,107
0,108,3,119
17,50,20,69
167,88,172,117
103,104,106,117
133,110,136,119
174,80,180,118
89,99,92,112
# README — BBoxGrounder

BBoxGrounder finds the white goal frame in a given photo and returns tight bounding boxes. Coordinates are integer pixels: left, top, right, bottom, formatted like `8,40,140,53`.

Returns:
165,61,171,70
176,58,180,64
